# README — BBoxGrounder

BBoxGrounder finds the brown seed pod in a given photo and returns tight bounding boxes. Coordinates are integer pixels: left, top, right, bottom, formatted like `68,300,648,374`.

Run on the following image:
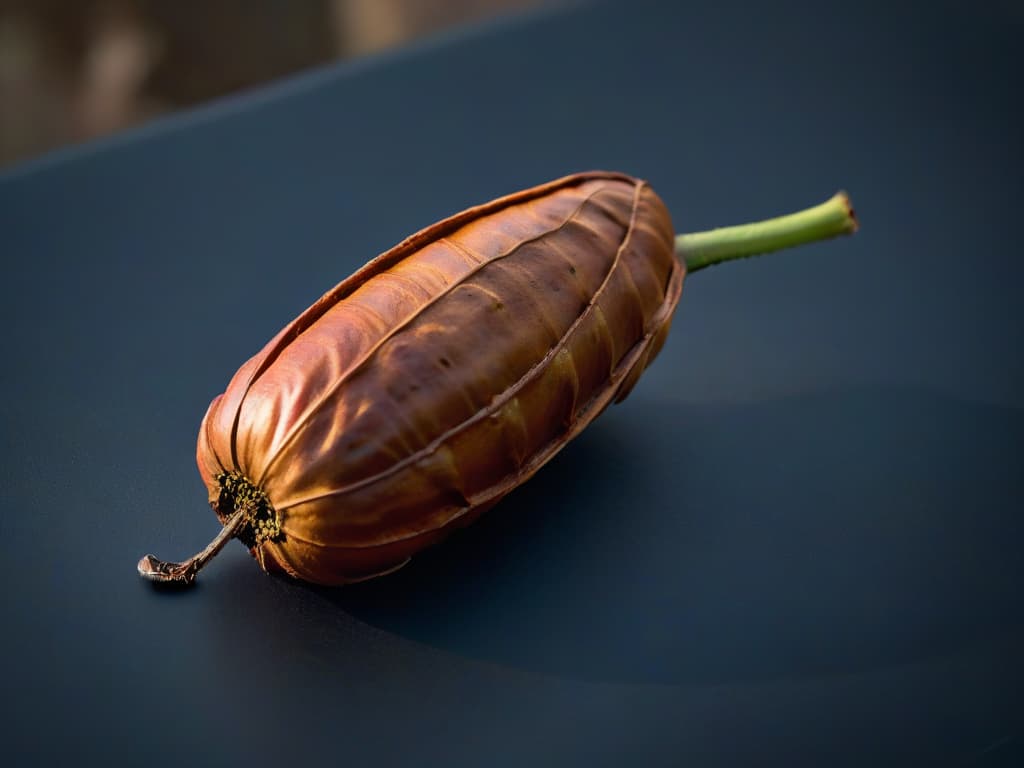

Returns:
139,172,857,587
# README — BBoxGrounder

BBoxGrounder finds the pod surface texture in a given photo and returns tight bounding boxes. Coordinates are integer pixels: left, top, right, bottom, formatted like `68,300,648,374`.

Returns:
197,171,684,584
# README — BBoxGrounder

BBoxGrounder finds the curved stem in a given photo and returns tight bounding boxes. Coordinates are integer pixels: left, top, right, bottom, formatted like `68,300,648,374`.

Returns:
676,191,857,272
137,509,247,586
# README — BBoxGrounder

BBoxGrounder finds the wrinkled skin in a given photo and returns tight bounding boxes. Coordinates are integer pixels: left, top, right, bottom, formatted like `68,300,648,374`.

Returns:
197,171,684,584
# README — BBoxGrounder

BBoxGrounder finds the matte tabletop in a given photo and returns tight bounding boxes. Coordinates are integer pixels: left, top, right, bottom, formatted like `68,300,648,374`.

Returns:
2,0,1021,764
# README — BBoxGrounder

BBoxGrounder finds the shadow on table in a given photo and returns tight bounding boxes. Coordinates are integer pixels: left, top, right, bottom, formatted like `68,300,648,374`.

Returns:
296,387,1024,685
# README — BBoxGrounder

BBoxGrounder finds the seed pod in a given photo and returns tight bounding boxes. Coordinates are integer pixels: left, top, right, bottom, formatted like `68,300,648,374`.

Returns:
139,172,857,587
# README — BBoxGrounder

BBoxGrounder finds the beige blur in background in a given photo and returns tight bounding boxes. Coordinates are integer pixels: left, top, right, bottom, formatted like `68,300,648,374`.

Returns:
0,0,545,170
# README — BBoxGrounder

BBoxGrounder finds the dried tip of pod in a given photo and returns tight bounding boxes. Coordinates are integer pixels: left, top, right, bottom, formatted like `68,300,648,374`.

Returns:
137,553,198,586
138,472,281,588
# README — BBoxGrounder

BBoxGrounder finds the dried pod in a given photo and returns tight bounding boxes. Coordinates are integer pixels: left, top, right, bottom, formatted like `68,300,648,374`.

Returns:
139,172,857,587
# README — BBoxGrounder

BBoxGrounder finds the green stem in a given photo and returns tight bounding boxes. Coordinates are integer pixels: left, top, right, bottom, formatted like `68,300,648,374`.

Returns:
675,191,858,272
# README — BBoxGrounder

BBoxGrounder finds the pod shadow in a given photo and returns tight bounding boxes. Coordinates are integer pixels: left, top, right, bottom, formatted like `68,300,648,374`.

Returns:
307,387,1024,685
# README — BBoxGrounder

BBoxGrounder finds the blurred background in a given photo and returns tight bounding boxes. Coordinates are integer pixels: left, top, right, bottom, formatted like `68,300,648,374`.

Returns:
0,0,547,169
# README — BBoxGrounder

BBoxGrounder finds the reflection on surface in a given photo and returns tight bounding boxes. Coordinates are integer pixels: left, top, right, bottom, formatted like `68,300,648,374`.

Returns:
286,387,1024,685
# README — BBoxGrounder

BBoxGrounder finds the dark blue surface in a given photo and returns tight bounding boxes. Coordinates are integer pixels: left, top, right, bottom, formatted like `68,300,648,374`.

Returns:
1,0,1022,764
